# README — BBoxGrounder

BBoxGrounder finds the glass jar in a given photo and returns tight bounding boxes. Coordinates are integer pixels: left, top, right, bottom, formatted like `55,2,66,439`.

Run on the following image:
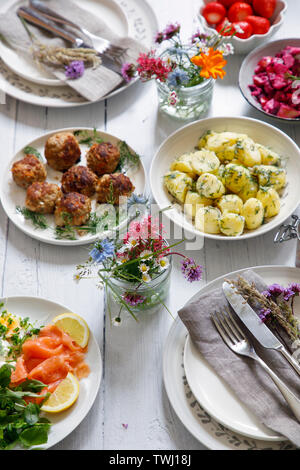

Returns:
106,256,172,317
156,47,214,121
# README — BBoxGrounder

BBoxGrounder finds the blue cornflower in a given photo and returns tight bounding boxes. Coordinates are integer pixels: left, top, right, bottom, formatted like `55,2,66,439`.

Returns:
127,193,148,208
90,239,114,263
167,68,189,87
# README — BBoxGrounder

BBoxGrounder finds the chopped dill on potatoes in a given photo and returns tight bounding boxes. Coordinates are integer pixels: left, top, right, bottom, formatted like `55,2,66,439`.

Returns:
23,146,43,161
16,206,48,230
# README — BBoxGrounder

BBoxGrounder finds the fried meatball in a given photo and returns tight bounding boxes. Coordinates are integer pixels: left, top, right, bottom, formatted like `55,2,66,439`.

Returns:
25,182,61,214
86,142,120,177
96,173,135,205
61,165,98,197
45,132,81,171
54,192,91,227
11,154,47,189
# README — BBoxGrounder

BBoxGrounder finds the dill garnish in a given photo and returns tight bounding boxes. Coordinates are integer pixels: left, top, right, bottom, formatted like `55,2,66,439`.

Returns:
116,141,140,172
16,206,48,230
73,128,104,147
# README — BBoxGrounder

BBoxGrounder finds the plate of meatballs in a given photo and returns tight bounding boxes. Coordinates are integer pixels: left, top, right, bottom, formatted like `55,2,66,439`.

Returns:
2,128,146,245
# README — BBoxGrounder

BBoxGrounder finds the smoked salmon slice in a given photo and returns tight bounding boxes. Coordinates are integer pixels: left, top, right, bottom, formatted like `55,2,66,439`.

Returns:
10,324,90,400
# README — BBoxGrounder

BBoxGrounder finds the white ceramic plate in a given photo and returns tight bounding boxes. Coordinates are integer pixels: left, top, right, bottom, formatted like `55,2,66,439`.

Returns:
1,295,102,450
0,127,146,246
0,0,129,87
163,265,299,450
0,0,158,106
150,116,300,242
239,38,300,124
184,337,281,441
198,0,287,55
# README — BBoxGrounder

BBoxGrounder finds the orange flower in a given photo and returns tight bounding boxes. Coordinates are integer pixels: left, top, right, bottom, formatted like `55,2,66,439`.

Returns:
191,48,227,80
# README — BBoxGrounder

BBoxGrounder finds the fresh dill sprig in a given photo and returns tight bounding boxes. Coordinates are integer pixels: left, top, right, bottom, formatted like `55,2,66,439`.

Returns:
117,141,140,172
16,206,48,230
73,128,104,147
23,146,43,161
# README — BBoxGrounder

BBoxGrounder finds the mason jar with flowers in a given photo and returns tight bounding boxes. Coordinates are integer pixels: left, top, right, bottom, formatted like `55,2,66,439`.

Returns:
121,23,235,121
75,215,203,324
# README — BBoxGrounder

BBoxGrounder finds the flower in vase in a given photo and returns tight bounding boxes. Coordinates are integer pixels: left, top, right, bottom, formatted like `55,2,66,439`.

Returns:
157,257,170,271
218,43,234,56
90,239,114,263
137,51,172,82
142,273,151,283
167,91,177,106
190,30,208,44
163,23,181,40
191,48,227,80
112,317,122,326
181,258,203,283
122,293,146,306
126,237,139,249
139,263,150,274
154,31,165,44
121,62,136,83
65,60,85,79
167,68,189,87
140,250,153,260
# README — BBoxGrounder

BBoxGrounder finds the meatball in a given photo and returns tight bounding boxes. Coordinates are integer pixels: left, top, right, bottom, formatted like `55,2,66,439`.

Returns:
11,154,47,189
96,173,135,205
86,142,120,177
45,132,81,171
25,182,61,214
61,165,98,197
54,192,91,227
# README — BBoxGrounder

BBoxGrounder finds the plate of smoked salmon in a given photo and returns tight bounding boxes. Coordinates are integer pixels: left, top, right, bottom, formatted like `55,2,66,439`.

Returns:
0,296,102,450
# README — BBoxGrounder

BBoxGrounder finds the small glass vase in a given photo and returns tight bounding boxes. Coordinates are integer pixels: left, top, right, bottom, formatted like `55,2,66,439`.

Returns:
156,47,214,121
106,257,172,317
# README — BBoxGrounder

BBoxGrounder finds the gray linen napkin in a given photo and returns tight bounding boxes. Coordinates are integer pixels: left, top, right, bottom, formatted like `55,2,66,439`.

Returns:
179,270,300,447
0,0,146,101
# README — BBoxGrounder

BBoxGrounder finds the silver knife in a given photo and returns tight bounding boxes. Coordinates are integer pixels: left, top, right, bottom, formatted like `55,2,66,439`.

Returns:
223,281,300,377
17,7,122,76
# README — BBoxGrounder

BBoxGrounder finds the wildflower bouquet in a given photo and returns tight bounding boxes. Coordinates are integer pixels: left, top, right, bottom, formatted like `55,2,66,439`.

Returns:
76,215,203,323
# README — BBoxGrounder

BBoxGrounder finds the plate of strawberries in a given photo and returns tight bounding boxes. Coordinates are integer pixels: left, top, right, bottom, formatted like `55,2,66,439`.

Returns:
198,0,287,54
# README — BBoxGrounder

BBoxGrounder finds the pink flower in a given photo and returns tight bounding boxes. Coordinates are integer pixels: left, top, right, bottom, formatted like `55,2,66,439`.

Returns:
121,63,136,83
136,51,172,83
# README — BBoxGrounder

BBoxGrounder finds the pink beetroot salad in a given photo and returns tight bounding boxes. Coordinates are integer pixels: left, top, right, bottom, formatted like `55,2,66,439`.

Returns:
249,46,300,119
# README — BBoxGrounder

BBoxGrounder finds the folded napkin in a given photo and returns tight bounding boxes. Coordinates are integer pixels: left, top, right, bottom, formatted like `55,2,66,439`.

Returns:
0,0,146,101
179,270,300,447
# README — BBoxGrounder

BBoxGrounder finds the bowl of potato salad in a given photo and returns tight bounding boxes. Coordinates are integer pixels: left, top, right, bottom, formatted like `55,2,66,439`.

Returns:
150,116,300,240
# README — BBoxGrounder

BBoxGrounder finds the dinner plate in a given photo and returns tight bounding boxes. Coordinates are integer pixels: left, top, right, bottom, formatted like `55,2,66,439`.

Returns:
0,0,158,106
1,295,102,450
0,127,146,246
150,116,300,241
163,265,299,450
0,0,129,87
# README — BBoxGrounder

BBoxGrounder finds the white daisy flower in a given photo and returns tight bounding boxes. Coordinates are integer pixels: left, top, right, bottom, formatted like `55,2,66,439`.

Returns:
142,273,151,283
126,237,139,249
139,263,149,274
112,317,121,326
140,250,153,260
158,257,170,270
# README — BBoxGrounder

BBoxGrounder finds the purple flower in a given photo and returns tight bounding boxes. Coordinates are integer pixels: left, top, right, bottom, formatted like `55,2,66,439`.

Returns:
191,30,208,44
163,23,181,40
267,283,285,297
121,62,136,83
122,292,146,306
262,290,272,299
259,308,271,323
154,31,165,44
181,258,203,283
65,60,85,79
283,288,295,301
289,283,300,294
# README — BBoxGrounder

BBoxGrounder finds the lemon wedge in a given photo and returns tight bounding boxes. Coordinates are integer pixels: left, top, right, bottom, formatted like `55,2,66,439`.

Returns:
41,373,80,413
52,312,89,348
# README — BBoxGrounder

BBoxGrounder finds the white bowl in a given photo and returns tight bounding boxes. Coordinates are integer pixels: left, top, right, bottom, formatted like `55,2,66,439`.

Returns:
150,116,300,241
239,38,300,123
198,0,287,55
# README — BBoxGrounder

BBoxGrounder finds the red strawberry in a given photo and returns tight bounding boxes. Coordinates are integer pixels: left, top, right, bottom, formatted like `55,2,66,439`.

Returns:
228,2,253,22
216,18,235,36
246,15,270,34
202,2,226,25
232,20,253,39
252,0,276,19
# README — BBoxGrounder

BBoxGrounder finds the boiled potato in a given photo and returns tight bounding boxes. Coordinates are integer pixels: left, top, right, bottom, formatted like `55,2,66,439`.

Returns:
205,132,246,162
253,165,286,190
164,171,193,204
235,137,261,167
196,173,225,199
195,206,221,234
219,213,245,237
184,191,212,218
241,198,264,230
216,164,226,185
256,144,281,166
223,164,251,194
190,149,220,175
216,194,244,214
170,153,197,178
237,176,259,202
256,187,281,218
198,130,216,149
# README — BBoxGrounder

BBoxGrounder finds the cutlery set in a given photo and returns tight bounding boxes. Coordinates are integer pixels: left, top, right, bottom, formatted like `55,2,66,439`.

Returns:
212,282,300,422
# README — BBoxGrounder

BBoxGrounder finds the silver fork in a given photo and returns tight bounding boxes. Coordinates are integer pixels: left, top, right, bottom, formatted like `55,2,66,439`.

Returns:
211,309,300,422
29,0,128,63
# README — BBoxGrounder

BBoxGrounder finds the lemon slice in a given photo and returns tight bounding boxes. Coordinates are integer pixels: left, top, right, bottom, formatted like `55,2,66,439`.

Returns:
41,373,80,413
52,312,89,348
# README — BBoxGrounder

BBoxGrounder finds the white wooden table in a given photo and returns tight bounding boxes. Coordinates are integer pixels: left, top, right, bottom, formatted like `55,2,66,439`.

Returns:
0,0,299,451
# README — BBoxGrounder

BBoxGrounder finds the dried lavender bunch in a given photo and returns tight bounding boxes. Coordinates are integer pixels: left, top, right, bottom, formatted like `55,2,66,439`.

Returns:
228,277,300,342
31,42,101,68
